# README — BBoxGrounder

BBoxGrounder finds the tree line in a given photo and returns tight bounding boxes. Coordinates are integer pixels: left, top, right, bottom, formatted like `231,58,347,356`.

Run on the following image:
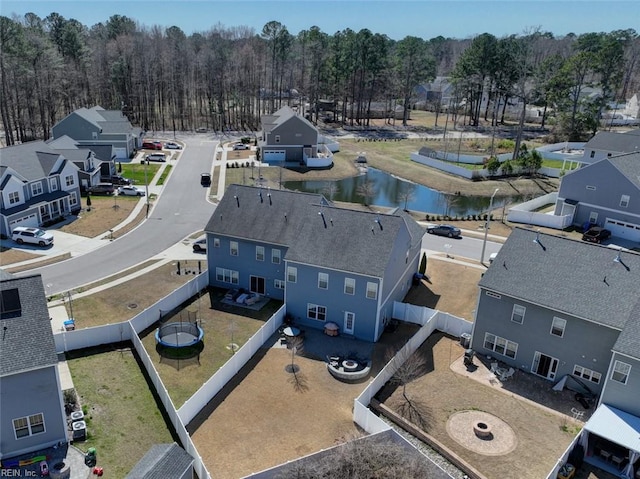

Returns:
0,12,638,146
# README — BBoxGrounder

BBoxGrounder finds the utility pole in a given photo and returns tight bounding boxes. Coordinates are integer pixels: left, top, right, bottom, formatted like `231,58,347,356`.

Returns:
481,188,499,264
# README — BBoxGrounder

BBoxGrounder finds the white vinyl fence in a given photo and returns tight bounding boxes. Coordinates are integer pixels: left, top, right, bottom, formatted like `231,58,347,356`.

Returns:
507,192,573,230
353,302,473,434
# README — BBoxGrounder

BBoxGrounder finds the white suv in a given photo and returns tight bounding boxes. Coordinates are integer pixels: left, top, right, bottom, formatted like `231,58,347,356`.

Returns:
11,227,54,246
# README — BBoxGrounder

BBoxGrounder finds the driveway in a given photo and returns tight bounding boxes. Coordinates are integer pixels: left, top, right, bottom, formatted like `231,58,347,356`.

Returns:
26,135,219,295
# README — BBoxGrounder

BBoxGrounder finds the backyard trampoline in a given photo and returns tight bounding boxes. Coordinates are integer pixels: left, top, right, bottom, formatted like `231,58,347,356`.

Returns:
155,321,204,348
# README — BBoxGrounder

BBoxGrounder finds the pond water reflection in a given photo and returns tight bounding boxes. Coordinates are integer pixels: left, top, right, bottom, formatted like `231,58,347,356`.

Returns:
283,167,520,216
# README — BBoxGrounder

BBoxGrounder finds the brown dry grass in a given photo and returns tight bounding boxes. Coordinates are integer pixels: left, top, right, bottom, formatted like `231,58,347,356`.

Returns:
59,196,142,238
5,253,71,273
379,333,579,479
64,261,202,328
1,246,46,266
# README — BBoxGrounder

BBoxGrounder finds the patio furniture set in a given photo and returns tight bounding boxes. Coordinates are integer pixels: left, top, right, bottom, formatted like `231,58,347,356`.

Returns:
489,361,515,383
224,288,261,306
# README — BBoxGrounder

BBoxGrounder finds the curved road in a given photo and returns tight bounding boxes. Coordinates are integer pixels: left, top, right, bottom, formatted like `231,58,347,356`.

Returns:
30,135,219,295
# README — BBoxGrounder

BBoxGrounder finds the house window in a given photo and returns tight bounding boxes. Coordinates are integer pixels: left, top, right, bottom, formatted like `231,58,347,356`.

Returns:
9,191,20,204
483,332,518,359
344,278,355,295
318,272,329,289
573,365,601,384
511,304,526,324
275,135,280,143
65,175,74,187
307,303,327,321
230,241,238,256
69,192,78,206
92,131,98,139
611,360,631,385
213,238,220,248
49,178,58,191
256,245,265,261
589,151,595,158
13,413,45,439
620,195,630,208
31,182,43,196
366,282,378,300
589,212,598,224
287,266,297,283
272,249,281,264
550,317,566,337
274,279,285,289
215,267,239,285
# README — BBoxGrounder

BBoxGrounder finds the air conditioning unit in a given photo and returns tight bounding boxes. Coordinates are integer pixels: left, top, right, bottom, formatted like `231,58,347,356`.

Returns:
70,411,84,422
72,420,86,440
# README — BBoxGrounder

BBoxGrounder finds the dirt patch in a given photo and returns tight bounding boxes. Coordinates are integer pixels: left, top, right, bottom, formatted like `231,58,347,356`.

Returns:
59,196,141,238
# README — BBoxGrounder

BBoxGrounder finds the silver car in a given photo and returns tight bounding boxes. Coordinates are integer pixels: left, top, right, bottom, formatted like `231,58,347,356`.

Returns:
427,224,461,238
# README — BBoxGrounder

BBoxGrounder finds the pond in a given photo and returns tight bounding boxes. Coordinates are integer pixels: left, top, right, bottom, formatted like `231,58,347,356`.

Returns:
283,167,521,217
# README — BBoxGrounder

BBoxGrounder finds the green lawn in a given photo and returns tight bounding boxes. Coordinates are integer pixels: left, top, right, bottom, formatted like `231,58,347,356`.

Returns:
66,346,175,478
157,165,172,185
120,164,161,185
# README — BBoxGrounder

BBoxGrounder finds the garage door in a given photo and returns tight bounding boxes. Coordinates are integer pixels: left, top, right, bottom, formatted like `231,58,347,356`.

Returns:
263,150,286,162
113,147,128,159
9,213,38,231
605,218,640,242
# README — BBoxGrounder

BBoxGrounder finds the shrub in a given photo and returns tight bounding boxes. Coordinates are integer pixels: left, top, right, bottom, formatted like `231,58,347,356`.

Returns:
497,139,515,150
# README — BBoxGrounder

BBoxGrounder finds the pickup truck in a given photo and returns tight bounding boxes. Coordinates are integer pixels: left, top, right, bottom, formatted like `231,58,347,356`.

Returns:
582,226,611,244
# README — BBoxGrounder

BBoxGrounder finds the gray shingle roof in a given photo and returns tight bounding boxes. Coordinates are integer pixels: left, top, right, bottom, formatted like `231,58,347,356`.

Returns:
260,105,316,135
205,185,422,277
613,298,640,358
479,228,640,330
585,130,640,153
608,152,640,188
0,272,58,376
125,443,193,479
1,141,62,180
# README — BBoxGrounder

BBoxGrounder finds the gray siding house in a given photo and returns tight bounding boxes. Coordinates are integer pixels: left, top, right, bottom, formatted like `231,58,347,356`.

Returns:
580,129,640,164
259,106,333,168
0,270,67,460
553,152,640,242
471,229,640,475
46,135,103,190
0,141,82,238
204,185,424,342
52,106,143,161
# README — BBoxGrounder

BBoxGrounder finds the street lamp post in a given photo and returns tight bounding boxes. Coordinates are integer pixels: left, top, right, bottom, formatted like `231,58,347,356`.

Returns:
481,188,499,264
144,159,150,218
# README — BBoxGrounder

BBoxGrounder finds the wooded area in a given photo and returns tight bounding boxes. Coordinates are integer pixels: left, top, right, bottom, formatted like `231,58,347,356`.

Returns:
0,12,638,145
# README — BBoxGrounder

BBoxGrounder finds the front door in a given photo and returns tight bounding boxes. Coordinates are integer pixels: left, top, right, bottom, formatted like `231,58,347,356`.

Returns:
532,352,559,380
343,311,355,335
250,275,265,294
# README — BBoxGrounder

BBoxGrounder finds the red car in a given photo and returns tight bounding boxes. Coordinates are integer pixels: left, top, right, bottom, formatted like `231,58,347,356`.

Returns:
142,140,162,150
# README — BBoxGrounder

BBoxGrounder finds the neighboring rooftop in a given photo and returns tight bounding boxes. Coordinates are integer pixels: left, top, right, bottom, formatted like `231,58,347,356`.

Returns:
584,128,640,153
125,443,193,479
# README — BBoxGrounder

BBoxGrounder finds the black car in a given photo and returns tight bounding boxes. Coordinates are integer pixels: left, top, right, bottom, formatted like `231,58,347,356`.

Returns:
427,224,461,238
582,226,611,243
200,173,211,186
192,239,206,252
107,175,132,185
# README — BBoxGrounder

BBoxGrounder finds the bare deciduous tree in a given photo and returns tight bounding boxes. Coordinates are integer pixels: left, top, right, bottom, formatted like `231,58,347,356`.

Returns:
387,347,433,429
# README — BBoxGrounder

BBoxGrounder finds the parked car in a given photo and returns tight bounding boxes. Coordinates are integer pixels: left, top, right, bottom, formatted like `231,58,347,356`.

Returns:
582,226,611,243
12,226,54,247
164,141,182,149
146,153,167,162
192,238,207,252
200,173,211,186
195,127,207,133
87,183,116,195
105,175,131,185
427,224,461,238
233,143,249,150
142,140,162,150
118,185,146,196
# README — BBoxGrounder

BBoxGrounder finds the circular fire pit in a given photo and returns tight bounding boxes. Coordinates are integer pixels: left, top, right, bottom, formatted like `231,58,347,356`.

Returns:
473,421,493,439
342,359,359,370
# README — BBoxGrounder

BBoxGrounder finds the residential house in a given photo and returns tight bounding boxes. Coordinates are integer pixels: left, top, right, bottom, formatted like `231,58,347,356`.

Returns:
259,106,333,168
621,93,640,119
51,106,143,163
0,141,82,237
553,151,640,241
0,270,68,460
46,135,103,190
125,443,194,479
470,228,640,475
414,76,455,110
204,185,425,342
579,129,640,164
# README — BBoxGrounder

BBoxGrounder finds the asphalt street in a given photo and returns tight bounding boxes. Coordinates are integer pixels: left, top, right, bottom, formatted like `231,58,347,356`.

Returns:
27,135,219,295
